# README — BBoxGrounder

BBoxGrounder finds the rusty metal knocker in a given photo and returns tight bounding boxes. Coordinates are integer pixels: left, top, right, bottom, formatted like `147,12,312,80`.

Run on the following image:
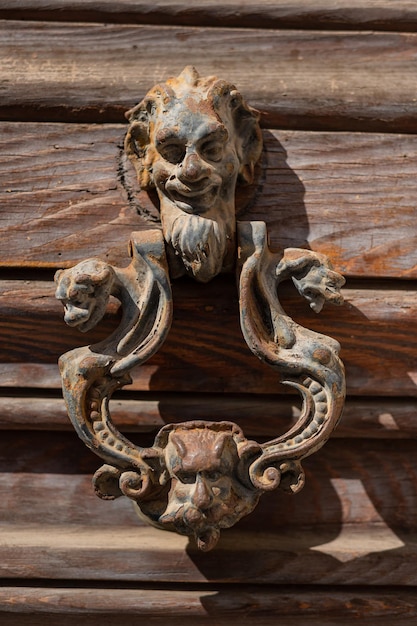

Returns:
55,67,345,552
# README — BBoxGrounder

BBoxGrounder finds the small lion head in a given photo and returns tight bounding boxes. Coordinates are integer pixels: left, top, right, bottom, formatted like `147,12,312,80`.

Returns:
55,259,115,333
146,421,262,551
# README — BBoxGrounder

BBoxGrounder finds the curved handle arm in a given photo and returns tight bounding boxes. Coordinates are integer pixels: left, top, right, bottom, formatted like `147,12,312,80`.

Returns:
55,229,173,499
237,221,346,493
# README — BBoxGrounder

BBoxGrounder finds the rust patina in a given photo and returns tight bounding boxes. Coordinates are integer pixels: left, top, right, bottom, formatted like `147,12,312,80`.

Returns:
56,67,345,551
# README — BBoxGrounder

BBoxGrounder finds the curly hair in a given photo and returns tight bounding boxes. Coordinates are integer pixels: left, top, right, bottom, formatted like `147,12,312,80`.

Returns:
124,66,263,191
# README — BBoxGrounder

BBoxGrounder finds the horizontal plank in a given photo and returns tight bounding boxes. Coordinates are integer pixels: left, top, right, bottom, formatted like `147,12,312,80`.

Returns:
0,522,414,585
1,24,417,131
1,279,416,396
0,436,415,584
1,437,416,532
1,395,416,440
1,124,417,278
1,586,417,626
1,1,417,33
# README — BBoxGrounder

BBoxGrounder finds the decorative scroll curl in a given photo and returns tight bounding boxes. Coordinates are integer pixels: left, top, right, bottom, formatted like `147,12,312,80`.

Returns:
56,67,346,551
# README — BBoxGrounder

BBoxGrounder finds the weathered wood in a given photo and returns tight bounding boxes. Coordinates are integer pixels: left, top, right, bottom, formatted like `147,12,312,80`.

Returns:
1,436,416,532
1,124,417,277
0,521,413,584
1,24,417,132
1,586,417,626
1,395,416,439
1,279,416,396
2,0,417,32
0,2,414,620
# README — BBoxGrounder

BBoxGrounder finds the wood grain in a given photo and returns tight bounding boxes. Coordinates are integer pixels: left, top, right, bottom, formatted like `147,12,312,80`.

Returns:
1,279,416,397
1,0,417,32
1,4,415,620
1,395,416,439
1,124,417,278
0,522,414,585
1,24,417,131
1,586,417,626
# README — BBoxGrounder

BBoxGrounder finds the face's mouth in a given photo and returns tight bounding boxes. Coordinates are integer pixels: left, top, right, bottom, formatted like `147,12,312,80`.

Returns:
63,304,91,328
165,179,220,213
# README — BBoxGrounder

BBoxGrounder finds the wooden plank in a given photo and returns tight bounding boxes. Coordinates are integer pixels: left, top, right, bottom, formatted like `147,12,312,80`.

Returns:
1,23,417,132
1,395,416,440
0,123,141,268
0,436,415,585
1,124,417,278
1,0,417,33
1,586,417,626
0,522,414,585
1,437,416,532
1,1,417,33
1,279,416,397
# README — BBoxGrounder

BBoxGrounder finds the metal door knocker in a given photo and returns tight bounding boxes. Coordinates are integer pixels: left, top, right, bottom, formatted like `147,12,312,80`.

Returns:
55,67,345,551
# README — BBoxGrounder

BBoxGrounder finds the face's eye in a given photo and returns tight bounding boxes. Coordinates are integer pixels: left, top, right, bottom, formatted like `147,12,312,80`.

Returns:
200,140,224,162
67,294,84,306
157,142,186,164
204,470,222,482
66,298,88,310
176,471,196,485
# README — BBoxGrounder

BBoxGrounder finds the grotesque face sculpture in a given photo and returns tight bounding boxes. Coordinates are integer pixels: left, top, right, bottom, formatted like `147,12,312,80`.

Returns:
55,260,114,333
125,66,262,282
145,422,261,551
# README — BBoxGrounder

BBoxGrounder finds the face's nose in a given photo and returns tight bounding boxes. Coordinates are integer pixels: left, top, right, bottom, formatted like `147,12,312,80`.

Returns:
191,475,213,510
178,151,210,184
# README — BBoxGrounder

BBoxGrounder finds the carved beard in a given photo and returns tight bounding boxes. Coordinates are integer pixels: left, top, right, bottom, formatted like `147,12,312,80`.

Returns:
162,207,233,283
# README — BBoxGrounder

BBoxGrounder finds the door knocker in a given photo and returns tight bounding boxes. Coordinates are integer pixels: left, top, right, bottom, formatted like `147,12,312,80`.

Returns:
55,67,345,552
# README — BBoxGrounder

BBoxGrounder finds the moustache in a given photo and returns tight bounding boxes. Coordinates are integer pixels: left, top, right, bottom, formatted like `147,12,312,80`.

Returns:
159,503,220,551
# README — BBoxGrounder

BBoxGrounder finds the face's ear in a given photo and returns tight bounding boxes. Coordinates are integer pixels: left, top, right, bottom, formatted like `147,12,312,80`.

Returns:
88,265,113,287
208,82,263,186
54,268,63,284
230,91,262,186
125,100,155,189
125,119,149,160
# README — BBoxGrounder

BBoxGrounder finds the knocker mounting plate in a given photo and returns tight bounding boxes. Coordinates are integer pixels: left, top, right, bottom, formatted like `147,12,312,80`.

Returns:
55,67,345,552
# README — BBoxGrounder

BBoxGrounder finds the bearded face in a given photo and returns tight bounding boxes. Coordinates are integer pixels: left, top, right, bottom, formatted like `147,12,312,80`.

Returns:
124,67,263,283
151,109,240,282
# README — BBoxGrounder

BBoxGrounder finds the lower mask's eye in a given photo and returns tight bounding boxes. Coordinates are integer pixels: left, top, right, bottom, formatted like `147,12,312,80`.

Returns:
205,471,222,481
65,296,86,310
177,471,196,484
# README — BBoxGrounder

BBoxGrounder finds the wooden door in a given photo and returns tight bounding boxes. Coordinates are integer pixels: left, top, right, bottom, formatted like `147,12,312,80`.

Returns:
1,2,417,623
